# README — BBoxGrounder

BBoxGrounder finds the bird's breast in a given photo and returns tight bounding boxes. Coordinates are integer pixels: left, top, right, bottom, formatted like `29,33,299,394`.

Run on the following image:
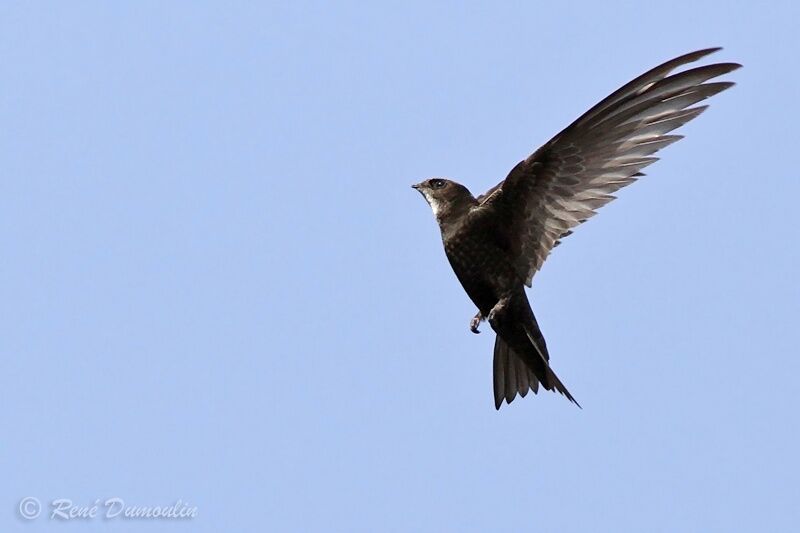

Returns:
443,226,520,314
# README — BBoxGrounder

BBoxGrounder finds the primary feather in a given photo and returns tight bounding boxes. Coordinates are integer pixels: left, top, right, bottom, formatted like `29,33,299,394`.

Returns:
478,48,741,286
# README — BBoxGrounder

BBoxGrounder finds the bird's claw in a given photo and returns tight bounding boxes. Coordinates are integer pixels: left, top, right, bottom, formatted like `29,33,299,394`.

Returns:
470,313,482,334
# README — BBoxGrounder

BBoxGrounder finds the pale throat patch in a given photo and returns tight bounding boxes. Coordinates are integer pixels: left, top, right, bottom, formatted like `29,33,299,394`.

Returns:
422,191,443,217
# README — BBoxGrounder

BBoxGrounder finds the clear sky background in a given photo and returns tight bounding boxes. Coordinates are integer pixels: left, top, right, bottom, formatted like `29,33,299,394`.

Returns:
2,2,798,532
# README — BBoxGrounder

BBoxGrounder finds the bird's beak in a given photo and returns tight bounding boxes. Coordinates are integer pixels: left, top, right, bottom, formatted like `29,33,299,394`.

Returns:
411,182,422,191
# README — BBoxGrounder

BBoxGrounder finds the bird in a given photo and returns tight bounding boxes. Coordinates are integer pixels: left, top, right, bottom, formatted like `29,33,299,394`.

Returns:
412,48,740,410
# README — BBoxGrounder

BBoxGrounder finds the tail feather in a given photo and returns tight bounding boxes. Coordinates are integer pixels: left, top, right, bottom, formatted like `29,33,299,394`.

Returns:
493,335,538,409
492,335,580,409
489,292,579,409
546,365,580,407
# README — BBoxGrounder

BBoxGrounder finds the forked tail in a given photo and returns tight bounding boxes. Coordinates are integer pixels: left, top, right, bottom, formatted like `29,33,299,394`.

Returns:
492,334,580,409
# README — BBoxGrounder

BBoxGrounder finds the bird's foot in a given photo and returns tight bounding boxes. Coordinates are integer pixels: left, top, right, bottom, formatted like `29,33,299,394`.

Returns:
487,297,510,326
470,312,483,334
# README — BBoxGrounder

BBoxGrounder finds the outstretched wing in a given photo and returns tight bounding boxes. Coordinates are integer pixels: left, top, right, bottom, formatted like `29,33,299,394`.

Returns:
478,48,740,286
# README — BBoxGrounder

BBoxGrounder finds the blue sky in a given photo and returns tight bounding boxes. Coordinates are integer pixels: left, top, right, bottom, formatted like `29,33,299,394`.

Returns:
1,2,798,532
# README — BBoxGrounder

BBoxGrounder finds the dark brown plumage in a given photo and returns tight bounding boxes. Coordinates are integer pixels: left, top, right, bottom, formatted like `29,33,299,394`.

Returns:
413,48,740,409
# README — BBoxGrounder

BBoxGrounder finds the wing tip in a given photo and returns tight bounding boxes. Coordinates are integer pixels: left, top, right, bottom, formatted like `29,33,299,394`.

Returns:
687,46,723,59
706,62,743,75
665,47,722,67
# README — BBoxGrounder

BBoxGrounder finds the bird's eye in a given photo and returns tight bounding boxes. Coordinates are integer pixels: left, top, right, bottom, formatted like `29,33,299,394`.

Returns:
430,179,446,189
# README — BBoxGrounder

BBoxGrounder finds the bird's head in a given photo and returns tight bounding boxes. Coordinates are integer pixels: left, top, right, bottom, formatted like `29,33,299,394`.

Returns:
412,178,475,221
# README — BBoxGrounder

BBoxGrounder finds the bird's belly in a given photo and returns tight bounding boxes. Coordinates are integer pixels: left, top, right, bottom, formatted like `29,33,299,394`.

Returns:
444,237,520,315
